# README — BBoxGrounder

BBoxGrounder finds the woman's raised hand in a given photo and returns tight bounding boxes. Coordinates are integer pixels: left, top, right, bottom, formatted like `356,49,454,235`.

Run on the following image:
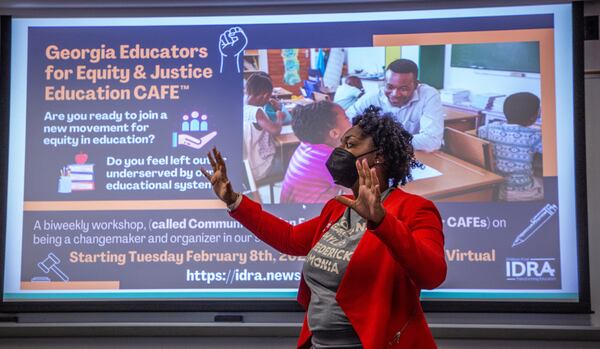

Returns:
200,147,239,206
335,158,386,225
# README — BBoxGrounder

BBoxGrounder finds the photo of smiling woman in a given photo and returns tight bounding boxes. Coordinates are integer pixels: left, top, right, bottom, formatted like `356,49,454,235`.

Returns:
201,106,447,349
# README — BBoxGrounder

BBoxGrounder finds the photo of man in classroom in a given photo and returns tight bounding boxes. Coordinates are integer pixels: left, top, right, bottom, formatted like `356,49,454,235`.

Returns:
241,43,544,204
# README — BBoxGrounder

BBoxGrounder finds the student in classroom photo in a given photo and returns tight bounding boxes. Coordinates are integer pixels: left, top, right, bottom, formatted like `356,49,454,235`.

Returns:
243,72,285,182
279,100,352,204
253,71,293,124
333,75,365,110
477,91,544,201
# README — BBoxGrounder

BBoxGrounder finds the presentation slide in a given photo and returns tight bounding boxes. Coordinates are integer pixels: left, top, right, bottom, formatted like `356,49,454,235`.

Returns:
3,3,580,302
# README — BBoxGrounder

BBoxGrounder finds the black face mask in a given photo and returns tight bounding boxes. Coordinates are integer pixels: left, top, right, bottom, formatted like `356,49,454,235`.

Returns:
326,147,378,188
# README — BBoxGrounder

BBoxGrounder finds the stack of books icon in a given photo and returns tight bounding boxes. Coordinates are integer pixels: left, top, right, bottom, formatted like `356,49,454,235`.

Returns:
67,163,95,191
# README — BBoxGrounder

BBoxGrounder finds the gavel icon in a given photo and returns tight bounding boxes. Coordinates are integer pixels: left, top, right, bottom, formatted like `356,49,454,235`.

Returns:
37,253,69,282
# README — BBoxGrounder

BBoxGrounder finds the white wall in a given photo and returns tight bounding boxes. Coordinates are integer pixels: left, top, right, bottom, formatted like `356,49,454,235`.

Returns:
401,45,420,64
346,47,385,75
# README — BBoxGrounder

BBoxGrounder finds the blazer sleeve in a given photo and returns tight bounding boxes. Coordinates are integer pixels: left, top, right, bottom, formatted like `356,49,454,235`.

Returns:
229,195,325,256
371,198,447,290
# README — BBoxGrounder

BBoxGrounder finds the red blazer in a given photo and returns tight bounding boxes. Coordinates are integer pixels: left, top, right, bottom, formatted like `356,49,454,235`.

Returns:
230,188,446,349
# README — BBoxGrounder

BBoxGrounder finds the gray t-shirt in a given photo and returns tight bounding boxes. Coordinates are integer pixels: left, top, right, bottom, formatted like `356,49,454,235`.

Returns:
303,189,392,347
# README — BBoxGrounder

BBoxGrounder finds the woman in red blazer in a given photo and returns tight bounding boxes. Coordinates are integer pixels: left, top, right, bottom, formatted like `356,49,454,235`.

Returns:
201,106,446,349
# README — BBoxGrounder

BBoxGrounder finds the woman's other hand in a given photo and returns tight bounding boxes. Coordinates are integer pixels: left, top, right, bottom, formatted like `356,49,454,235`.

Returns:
335,158,386,226
200,147,239,206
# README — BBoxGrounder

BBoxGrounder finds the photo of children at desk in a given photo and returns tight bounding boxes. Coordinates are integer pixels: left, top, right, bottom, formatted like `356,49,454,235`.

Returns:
241,43,545,204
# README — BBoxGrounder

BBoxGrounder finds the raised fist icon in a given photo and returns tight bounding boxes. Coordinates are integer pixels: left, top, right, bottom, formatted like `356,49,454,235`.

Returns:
219,27,248,73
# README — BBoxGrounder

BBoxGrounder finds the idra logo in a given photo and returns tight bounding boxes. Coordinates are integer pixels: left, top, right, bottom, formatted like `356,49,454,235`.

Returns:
505,257,557,281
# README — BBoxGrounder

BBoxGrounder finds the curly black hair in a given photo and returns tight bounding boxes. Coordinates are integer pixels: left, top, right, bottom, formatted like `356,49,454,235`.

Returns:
353,105,421,186
291,100,338,144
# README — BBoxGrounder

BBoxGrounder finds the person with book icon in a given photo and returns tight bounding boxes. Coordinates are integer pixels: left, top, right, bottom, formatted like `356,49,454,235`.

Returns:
478,91,543,201
346,59,444,152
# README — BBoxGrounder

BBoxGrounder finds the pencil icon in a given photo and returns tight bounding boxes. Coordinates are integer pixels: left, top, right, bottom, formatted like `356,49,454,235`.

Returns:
512,204,558,247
